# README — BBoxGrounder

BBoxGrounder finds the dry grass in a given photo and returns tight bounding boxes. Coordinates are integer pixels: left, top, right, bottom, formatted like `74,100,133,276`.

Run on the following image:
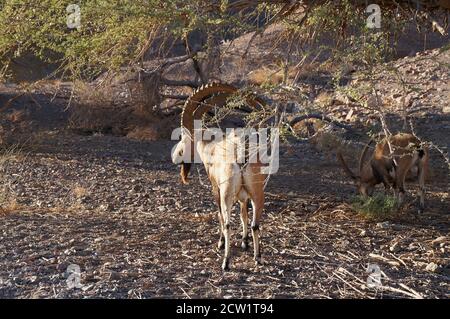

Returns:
0,142,24,165
314,91,335,108
0,144,23,214
0,198,20,215
247,62,325,86
5,109,26,123
248,67,285,86
126,126,160,141
66,184,89,212
291,120,342,156
72,185,88,199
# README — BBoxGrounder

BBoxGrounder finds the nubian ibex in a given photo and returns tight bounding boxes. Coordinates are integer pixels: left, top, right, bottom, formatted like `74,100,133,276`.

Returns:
171,83,270,270
337,133,429,212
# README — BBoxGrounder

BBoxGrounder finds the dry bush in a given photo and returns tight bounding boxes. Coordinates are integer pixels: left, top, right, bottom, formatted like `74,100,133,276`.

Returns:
290,119,344,160
0,111,29,146
248,67,285,86
69,103,130,135
125,103,177,140
314,91,335,108
247,62,326,86
312,131,343,154
68,79,172,140
69,81,125,135
292,118,325,138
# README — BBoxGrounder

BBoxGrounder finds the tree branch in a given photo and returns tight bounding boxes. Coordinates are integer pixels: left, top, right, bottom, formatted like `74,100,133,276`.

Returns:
161,94,190,100
290,113,355,132
160,78,199,88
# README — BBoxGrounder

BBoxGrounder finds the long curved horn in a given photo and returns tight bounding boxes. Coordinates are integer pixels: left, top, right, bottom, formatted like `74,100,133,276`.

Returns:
359,139,374,176
181,83,238,135
337,152,358,180
179,83,236,184
179,83,265,184
191,86,265,124
193,93,230,121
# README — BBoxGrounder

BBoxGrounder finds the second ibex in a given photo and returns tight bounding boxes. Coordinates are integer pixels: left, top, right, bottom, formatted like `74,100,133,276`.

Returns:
337,133,429,212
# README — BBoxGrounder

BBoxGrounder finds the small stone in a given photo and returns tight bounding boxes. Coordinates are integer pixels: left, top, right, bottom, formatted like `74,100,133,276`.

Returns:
28,276,38,283
153,179,166,185
306,205,318,212
432,236,447,246
345,109,354,121
366,95,382,108
81,284,93,292
389,241,399,253
425,262,439,272
99,204,113,211
376,222,390,229
108,271,121,280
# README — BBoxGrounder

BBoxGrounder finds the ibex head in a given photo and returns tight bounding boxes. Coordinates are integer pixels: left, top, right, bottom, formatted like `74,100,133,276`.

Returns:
171,83,245,185
171,130,193,185
337,140,377,197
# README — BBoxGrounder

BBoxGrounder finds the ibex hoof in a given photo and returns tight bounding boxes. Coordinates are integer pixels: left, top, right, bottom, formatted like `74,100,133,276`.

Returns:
222,259,230,271
217,239,225,250
241,241,248,251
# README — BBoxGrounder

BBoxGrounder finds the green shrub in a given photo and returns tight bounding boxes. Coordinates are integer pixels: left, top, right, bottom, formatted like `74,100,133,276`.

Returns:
351,194,399,220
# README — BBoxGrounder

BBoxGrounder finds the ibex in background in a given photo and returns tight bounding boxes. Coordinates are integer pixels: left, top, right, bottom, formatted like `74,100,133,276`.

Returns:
171,83,269,270
337,133,429,212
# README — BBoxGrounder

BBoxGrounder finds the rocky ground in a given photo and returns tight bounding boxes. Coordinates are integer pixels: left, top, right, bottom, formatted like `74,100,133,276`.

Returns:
0,44,449,298
0,128,448,299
